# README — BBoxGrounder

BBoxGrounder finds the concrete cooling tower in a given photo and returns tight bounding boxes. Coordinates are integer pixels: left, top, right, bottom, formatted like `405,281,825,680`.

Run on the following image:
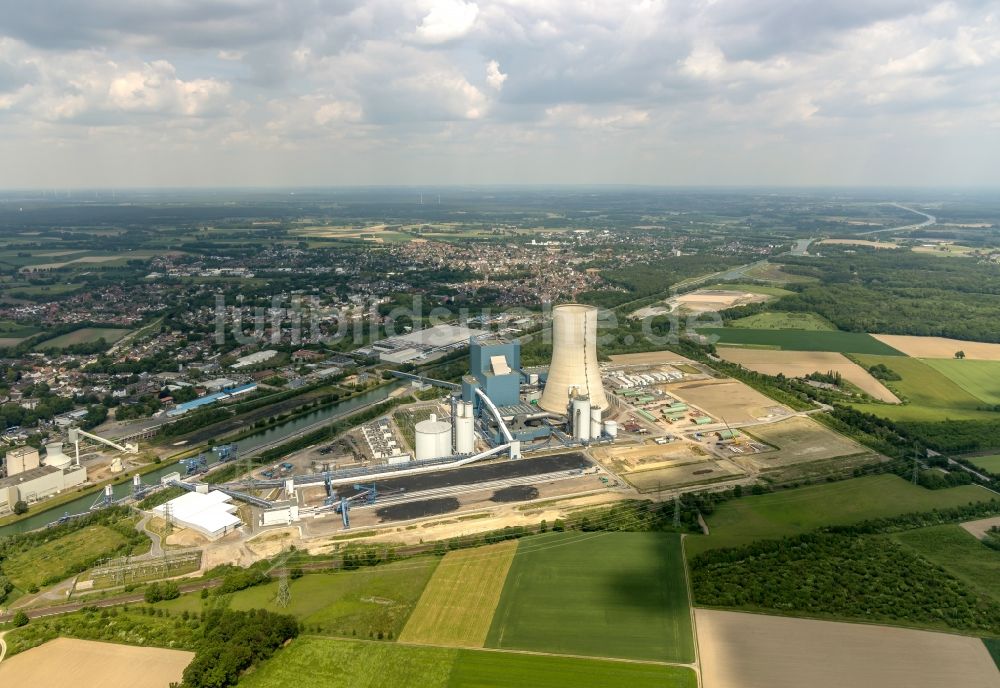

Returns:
539,304,608,414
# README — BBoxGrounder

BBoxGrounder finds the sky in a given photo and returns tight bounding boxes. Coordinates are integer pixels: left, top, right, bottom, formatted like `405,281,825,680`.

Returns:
0,0,998,188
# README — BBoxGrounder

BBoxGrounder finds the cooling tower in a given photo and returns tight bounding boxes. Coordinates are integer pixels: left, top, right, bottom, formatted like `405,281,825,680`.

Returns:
539,304,608,414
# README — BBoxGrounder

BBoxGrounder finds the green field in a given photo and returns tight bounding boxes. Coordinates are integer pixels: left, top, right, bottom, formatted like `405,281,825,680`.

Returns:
162,557,438,639
485,532,694,663
2,525,128,589
33,327,130,350
696,327,902,354
701,283,794,296
986,638,1000,671
851,355,995,422
922,359,1000,406
0,319,42,338
685,475,996,556
968,454,1000,474
726,311,836,330
892,525,1000,603
238,636,696,688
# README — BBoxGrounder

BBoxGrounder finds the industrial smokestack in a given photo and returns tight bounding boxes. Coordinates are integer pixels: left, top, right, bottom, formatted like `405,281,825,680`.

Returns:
539,304,608,414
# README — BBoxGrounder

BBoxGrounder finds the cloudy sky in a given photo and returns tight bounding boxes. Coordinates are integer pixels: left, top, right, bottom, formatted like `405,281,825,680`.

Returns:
0,0,998,187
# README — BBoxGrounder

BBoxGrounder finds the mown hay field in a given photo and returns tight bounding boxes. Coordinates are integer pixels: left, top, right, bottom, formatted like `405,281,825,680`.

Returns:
400,540,517,647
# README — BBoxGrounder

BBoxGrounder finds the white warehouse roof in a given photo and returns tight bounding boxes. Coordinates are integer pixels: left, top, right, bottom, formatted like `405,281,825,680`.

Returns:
152,490,242,539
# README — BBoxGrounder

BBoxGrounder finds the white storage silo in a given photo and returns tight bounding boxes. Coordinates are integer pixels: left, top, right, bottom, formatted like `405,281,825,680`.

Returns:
415,413,452,461
603,420,618,438
572,396,591,442
455,401,476,454
590,406,603,439
539,304,608,414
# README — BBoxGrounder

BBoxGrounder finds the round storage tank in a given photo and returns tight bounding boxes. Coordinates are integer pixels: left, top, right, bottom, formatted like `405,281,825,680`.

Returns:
590,406,603,440
603,420,618,438
415,413,452,461
455,402,476,454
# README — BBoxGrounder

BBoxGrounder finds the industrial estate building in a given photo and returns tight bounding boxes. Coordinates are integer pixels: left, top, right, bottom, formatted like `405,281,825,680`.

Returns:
152,490,242,540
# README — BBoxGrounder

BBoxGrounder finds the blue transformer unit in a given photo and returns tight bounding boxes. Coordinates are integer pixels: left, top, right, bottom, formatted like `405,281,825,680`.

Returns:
467,337,522,408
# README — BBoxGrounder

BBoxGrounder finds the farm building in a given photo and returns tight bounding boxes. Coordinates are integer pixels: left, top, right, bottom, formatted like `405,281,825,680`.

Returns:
152,490,242,539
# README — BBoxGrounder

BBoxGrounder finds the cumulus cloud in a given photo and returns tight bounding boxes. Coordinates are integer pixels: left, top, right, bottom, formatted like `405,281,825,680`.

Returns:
485,59,507,90
0,0,998,186
414,0,479,44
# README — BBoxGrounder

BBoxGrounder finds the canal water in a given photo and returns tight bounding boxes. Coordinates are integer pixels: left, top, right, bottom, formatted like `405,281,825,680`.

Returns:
0,383,402,537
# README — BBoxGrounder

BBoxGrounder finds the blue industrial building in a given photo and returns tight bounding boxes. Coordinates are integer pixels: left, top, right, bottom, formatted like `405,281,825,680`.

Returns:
463,337,522,408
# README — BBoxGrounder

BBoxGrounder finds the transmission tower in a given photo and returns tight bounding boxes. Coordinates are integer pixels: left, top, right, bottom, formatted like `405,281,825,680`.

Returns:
275,571,290,608
911,442,920,485
673,495,681,529
164,501,174,535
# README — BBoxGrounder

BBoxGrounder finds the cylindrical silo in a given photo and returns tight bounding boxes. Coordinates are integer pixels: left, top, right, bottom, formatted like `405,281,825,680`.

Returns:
539,304,608,414
455,401,475,454
572,396,591,441
603,420,618,438
415,413,453,461
590,406,603,439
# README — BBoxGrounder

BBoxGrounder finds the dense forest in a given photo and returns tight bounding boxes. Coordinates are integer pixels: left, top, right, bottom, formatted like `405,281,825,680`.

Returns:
772,249,1000,341
691,532,1000,634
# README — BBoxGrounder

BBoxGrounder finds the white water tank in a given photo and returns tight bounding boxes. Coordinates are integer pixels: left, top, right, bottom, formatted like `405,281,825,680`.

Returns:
540,304,608,414
43,442,72,469
604,420,618,438
590,406,603,439
415,413,452,461
455,401,476,454
572,396,591,442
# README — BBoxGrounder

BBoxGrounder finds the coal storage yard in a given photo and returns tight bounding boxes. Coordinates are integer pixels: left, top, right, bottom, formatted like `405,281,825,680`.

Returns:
338,452,590,500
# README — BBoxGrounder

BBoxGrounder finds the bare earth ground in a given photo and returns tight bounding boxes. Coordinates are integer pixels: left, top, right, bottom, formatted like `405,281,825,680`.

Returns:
962,515,1000,540
669,289,771,315
0,637,193,688
608,351,697,365
872,334,1000,360
717,347,900,403
665,379,791,424
742,416,874,468
591,442,708,473
696,609,1000,688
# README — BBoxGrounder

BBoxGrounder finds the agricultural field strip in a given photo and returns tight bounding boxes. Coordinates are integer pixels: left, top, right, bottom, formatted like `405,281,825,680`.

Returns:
695,609,1000,688
238,635,697,688
400,540,518,647
921,358,1000,406
871,334,1000,360
696,327,904,355
486,532,696,663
